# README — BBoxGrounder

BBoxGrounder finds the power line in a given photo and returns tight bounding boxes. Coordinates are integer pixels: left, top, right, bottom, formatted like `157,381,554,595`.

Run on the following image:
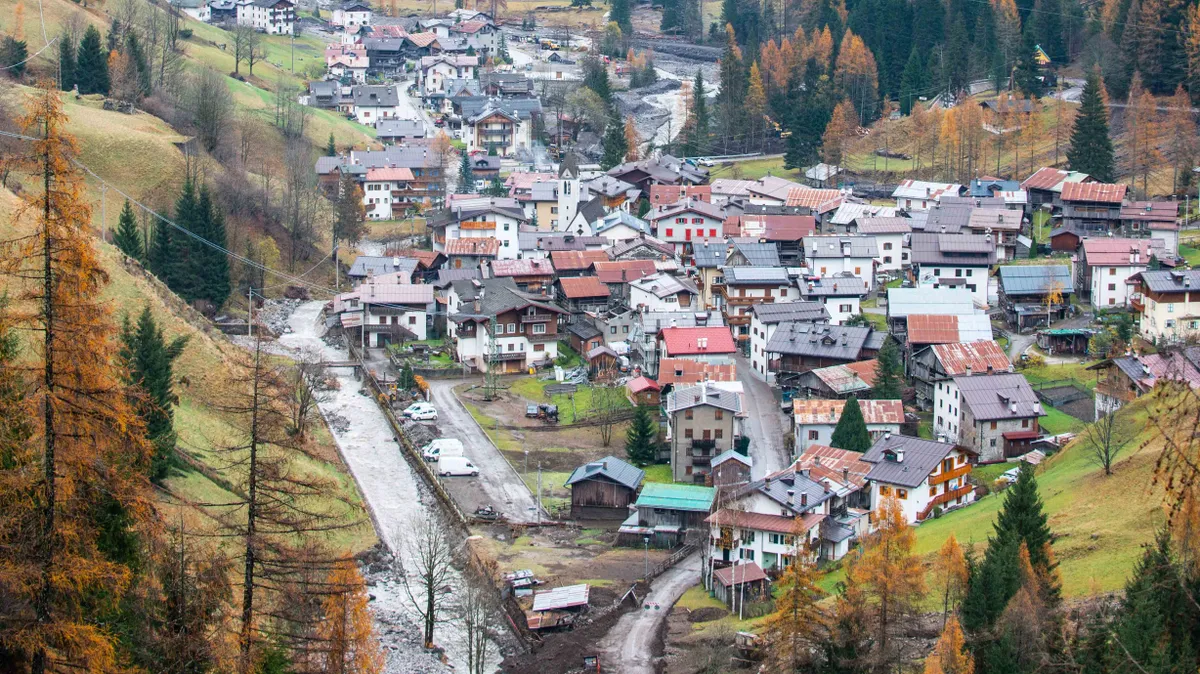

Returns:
0,36,60,71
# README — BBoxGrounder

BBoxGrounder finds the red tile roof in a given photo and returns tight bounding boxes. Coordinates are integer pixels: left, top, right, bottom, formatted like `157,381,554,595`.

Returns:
593,260,657,284
659,327,737,356
794,445,872,489
907,315,962,344
1061,181,1127,204
655,358,737,386
648,184,711,206
712,560,770,587
405,31,440,47
366,167,416,182
550,250,610,271
626,376,661,393
931,340,1012,376
444,237,498,256
390,248,442,268
786,187,842,209
1081,238,1154,266
452,19,488,33
558,276,610,299
707,509,825,537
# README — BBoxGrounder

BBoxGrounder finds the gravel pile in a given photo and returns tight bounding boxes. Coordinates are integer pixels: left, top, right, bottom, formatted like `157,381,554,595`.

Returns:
256,299,304,335
360,550,453,674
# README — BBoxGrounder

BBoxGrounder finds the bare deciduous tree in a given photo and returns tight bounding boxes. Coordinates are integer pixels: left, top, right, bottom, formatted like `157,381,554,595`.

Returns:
591,383,625,447
1085,406,1134,475
187,68,234,153
232,24,256,75
397,513,456,647
287,347,328,440
455,581,498,674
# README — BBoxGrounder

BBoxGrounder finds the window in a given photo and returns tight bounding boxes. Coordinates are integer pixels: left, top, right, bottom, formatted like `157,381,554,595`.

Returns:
551,207,558,214
503,223,510,231
854,267,862,275
1166,319,1177,328
710,229,717,237
955,269,963,277
879,485,891,497
739,549,756,561
665,228,674,237
740,530,756,544
685,409,694,420
533,324,546,334
623,325,629,334
884,256,893,263
691,217,702,224
534,343,545,352
508,323,516,333
1169,303,1176,313
715,410,724,420
808,430,819,440
507,343,514,351
408,315,416,325
703,429,712,440
990,438,997,447
1108,283,1116,291
840,304,853,313
684,428,693,438
958,454,966,465
934,269,942,276
883,242,893,250
715,429,723,439
897,489,908,499
1109,297,1116,305
930,487,937,497
990,421,997,430
1110,267,1117,275
1022,418,1029,428
609,326,617,334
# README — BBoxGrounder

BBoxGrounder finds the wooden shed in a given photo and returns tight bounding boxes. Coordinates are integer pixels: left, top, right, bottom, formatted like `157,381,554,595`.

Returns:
710,450,752,494
626,376,661,406
564,456,645,520
712,562,769,607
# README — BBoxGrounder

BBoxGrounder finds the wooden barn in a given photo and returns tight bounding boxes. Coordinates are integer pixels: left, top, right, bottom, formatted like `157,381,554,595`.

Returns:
626,376,661,406
564,456,645,520
710,450,752,494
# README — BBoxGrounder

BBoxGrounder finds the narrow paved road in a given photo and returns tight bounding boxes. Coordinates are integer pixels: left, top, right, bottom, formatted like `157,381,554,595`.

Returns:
735,355,791,479
426,380,542,522
598,554,702,674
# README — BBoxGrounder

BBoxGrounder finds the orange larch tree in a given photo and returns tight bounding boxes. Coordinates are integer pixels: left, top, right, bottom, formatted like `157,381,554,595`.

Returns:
318,560,385,674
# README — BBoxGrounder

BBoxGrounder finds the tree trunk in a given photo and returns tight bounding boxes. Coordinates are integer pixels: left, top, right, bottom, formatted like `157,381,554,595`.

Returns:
239,346,263,673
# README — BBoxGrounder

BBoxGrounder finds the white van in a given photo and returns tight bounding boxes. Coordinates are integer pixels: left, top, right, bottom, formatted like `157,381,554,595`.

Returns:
421,438,464,462
437,456,479,477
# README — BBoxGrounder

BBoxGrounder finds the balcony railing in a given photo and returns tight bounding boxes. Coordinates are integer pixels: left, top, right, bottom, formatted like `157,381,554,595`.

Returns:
928,463,971,487
691,438,717,451
521,313,553,323
484,351,526,362
918,484,975,521
1130,293,1145,313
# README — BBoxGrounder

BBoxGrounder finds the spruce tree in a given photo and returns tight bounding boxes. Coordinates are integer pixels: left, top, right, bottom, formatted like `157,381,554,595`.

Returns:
1109,529,1196,669
625,405,657,466
197,186,231,309
125,32,150,96
600,105,628,170
120,306,189,482
683,70,710,157
326,132,336,157
1,37,29,78
148,217,173,282
582,56,612,103
1067,71,1115,181
58,34,76,91
113,199,143,260
830,397,872,451
76,25,110,95
871,339,904,400
165,180,199,299
898,45,924,115
497,31,510,63
457,151,476,194
611,0,632,36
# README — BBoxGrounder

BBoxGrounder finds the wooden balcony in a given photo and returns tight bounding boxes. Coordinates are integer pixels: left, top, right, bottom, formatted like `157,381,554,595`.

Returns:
1130,293,1145,313
928,463,971,487
521,312,554,323
917,484,975,521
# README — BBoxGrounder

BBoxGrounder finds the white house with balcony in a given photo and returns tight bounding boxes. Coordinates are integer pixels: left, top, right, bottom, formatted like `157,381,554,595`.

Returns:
463,105,530,157
362,167,416,220
802,236,879,292
862,434,975,523
332,278,433,348
330,1,371,29
418,54,478,97
235,0,294,34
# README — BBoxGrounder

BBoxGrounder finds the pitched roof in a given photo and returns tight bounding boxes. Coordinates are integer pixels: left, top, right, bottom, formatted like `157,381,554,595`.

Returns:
659,327,737,355
723,266,792,285
635,482,716,511
803,236,878,258
650,198,727,223
558,276,611,299
648,184,712,206
729,240,782,266
967,208,1023,231
1096,351,1200,392
656,358,738,386
1021,167,1090,191
1061,181,1127,203
891,180,964,200
886,288,978,318
347,255,419,279
953,373,1044,421
531,584,590,611
564,456,644,490
444,237,499,256
489,258,555,277
856,217,913,234
785,187,843,209
1121,201,1178,223
690,240,729,269
909,232,997,265
707,509,822,536
550,249,610,271
792,398,903,425
794,445,872,490
505,171,557,191
862,435,960,488
609,235,675,259
352,84,400,107
449,278,565,321
998,265,1072,295
1081,238,1155,266
907,314,994,344
799,276,870,298
1132,269,1200,293
626,376,661,394
765,322,876,360
712,561,769,587
630,272,699,299
931,340,1013,376
593,260,657,284
350,281,435,305
595,211,651,237
750,301,830,324
810,360,877,394
711,449,752,468
830,203,898,226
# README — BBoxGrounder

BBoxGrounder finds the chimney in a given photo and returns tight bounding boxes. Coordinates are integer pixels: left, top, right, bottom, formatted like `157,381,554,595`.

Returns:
986,364,994,374
965,365,972,376
786,489,795,505
473,298,481,312
842,467,850,482
1010,401,1017,414
800,492,808,507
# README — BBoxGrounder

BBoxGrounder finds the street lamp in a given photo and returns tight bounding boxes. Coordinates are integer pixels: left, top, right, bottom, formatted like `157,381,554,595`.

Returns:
643,534,650,579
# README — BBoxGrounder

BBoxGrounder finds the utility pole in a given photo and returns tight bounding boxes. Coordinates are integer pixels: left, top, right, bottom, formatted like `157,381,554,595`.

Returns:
247,288,253,336
484,315,500,400
290,32,295,73
536,461,542,525
100,184,107,240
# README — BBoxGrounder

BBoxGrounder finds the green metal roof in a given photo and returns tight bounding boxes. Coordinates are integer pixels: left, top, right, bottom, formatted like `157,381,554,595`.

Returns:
635,483,716,512
1039,328,1096,336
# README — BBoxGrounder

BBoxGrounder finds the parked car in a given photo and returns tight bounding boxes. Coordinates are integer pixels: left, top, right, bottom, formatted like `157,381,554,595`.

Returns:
698,158,715,167
422,438,464,462
525,403,539,418
998,467,1022,484
403,402,436,418
438,456,480,477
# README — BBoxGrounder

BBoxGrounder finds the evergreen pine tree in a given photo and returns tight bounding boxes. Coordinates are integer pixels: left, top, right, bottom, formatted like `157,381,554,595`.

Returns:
1,37,29,78
484,176,507,197
871,339,904,400
76,25,110,95
58,34,76,91
197,186,231,309
106,20,122,53
716,25,746,147
582,56,612,103
683,70,710,157
611,0,633,36
1109,529,1196,669
830,397,872,451
165,180,199,299
624,405,657,466
125,32,150,96
113,199,142,260
148,216,173,281
497,31,510,63
120,306,189,482
457,151,476,194
600,105,628,170
1068,71,1115,181
326,132,336,157
899,45,924,115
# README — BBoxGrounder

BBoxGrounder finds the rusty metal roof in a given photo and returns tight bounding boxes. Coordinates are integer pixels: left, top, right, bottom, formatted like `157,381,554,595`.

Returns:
931,340,1013,376
558,276,610,299
532,584,590,612
1061,181,1127,203
792,399,903,425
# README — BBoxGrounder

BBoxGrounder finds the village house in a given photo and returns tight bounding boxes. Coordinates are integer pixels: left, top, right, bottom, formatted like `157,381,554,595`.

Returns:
1089,347,1200,418
333,277,433,348
892,180,965,211
430,198,527,260
447,277,568,373
350,85,400,124
665,383,743,482
711,450,753,493
594,211,652,242
650,199,728,257
690,240,728,310
606,155,709,193
626,376,662,407
884,287,980,340
765,322,884,387
463,103,532,157
1080,238,1155,309
649,184,712,207
794,360,878,399
1060,182,1128,234
620,483,716,548
1122,201,1180,253
831,203,899,232
655,358,738,394
1021,167,1092,213
803,236,878,291
629,311,724,378
720,267,800,339
997,264,1073,330
608,234,678,264
564,321,604,356
725,239,781,268
316,146,444,200
743,175,806,205
951,373,1045,463
556,276,611,314
593,260,657,304
630,273,700,312
549,250,608,278
564,456,644,520
374,119,426,143
346,255,418,287
909,232,996,308
582,175,641,213
854,217,911,272
362,166,418,219
798,275,870,326
911,339,1012,412
792,398,903,454
966,208,1022,261
747,302,830,381
330,0,371,28
862,434,976,523
418,54,478,97
904,314,995,368
1129,269,1200,343
235,0,293,34
486,258,555,293
657,326,737,366
327,49,368,83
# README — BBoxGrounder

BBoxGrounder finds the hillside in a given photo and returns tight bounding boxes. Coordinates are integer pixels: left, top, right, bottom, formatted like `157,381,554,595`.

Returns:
0,179,377,556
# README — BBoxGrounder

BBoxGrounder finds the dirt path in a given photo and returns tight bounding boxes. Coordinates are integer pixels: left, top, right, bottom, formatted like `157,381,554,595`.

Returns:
427,379,542,523
735,355,790,479
598,554,702,674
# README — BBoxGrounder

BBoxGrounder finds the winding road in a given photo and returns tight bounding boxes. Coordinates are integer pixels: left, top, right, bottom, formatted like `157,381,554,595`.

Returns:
598,553,702,674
